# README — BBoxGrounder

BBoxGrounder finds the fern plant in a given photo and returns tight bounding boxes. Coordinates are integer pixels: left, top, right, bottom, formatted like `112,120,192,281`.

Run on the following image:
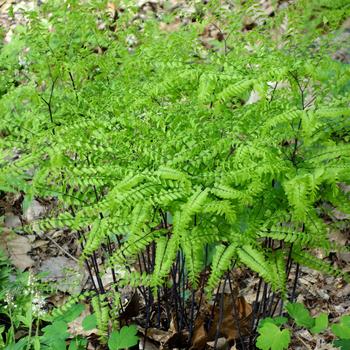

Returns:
0,0,349,345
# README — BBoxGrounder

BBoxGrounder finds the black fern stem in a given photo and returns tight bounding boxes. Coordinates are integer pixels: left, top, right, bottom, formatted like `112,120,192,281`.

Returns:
70,207,99,294
228,271,245,350
91,250,106,294
68,71,79,102
291,263,300,302
171,258,180,331
214,275,228,350
76,231,99,293
41,76,58,135
260,282,269,320
189,288,196,339
249,277,262,349
207,279,222,332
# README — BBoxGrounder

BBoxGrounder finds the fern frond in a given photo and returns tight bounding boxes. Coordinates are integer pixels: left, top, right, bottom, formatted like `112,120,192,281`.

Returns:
91,294,109,343
206,243,237,295
292,249,349,282
217,80,254,102
237,245,272,285
269,251,287,296
152,234,179,287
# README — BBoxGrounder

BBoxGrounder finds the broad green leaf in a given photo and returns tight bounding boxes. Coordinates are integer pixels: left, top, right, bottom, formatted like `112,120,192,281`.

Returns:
332,315,350,339
310,313,328,334
286,302,314,329
259,316,288,328
42,320,69,341
334,339,350,349
256,323,291,350
108,325,139,350
82,313,97,331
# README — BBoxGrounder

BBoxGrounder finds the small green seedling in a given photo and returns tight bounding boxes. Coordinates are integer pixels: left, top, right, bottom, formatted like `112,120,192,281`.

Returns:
256,322,291,350
108,325,139,350
332,315,350,350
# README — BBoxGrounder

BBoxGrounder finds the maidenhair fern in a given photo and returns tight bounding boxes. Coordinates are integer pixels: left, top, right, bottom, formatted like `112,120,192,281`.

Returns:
0,0,349,326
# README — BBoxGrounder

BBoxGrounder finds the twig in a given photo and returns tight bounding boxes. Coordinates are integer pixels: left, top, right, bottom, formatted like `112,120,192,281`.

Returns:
46,234,79,262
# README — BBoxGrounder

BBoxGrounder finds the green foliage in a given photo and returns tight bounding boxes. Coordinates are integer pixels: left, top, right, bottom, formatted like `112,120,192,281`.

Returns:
259,303,345,349
108,325,139,350
286,302,314,329
332,315,350,340
0,249,12,299
0,1,349,345
310,313,328,334
256,322,291,350
82,314,97,331
41,321,70,350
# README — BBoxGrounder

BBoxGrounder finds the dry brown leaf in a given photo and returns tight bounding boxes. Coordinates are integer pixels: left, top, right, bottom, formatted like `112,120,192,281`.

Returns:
0,229,34,270
138,326,188,349
191,317,208,350
120,292,140,321
207,337,227,349
191,295,252,350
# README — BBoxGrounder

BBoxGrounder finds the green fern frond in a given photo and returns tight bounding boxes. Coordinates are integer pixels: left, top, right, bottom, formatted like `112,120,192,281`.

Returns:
237,245,272,285
182,240,204,288
292,249,349,282
91,294,109,343
206,244,237,295
217,79,254,102
152,234,179,287
269,251,287,296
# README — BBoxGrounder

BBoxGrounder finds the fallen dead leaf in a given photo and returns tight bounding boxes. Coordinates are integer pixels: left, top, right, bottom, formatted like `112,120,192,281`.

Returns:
191,295,252,350
0,229,34,270
207,337,227,349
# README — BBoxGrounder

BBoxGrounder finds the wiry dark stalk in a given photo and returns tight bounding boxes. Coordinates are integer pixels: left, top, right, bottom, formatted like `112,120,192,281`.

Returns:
207,280,222,332
41,76,58,135
180,251,187,328
175,251,188,330
75,230,99,293
214,276,228,349
91,250,106,294
228,272,245,350
248,277,262,348
260,282,269,320
189,288,196,339
171,254,180,330
286,243,294,279
267,291,279,318
69,206,101,294
137,253,148,298
195,243,209,319
114,234,147,300
90,179,118,296
68,71,79,102
291,263,300,302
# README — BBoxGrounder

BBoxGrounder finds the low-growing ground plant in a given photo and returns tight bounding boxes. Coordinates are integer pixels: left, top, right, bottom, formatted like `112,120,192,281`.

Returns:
257,302,350,350
0,0,349,348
